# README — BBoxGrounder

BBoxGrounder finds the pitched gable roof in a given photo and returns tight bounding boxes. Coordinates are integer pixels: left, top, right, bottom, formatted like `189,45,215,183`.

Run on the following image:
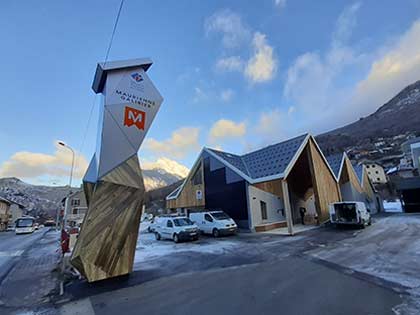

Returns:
207,134,309,181
325,153,344,179
167,133,340,201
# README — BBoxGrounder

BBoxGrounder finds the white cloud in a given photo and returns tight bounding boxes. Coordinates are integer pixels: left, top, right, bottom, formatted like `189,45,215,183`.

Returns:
332,1,362,47
144,127,200,159
221,89,234,102
254,108,299,144
192,86,207,103
0,142,89,183
205,9,250,49
349,19,420,116
274,0,286,9
141,157,189,178
215,56,244,72
283,2,365,130
288,106,295,114
208,119,246,143
245,32,278,83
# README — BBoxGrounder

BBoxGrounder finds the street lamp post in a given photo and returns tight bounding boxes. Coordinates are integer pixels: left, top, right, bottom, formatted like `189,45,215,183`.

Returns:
57,141,75,230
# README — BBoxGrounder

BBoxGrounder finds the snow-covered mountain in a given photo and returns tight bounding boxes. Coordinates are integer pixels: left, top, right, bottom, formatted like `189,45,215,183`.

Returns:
143,168,184,190
0,166,185,218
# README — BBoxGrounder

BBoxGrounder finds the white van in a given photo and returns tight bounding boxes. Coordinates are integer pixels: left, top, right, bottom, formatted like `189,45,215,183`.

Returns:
190,211,237,237
329,202,371,228
154,216,199,243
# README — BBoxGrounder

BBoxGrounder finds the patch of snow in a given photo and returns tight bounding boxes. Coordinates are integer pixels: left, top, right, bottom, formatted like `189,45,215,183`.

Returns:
134,224,239,264
307,214,420,312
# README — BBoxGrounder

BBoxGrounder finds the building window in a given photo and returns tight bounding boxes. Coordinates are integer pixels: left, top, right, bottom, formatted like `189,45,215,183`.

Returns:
73,208,78,214
260,201,267,220
71,199,80,206
377,178,380,181
204,214,213,222
191,163,203,185
375,171,379,174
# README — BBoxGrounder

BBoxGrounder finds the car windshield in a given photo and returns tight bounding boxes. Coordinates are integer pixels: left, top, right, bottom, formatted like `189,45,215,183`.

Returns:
211,212,230,220
173,218,193,226
16,219,34,228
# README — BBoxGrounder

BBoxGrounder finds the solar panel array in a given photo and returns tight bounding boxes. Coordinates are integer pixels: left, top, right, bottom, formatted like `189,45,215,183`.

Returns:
325,153,343,178
208,134,308,180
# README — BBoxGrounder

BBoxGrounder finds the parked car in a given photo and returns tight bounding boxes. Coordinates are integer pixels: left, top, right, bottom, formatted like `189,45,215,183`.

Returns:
190,210,237,237
329,201,371,228
154,216,199,243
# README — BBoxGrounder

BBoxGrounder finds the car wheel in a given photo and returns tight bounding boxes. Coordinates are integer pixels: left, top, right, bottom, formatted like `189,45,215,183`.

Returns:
368,218,372,226
173,233,180,243
212,228,220,238
147,226,151,233
360,220,366,229
155,232,161,240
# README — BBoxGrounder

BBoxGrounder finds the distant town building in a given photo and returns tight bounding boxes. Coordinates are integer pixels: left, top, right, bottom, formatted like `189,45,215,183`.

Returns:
64,190,88,227
0,197,10,231
401,137,420,171
364,162,387,184
8,201,25,229
0,197,25,231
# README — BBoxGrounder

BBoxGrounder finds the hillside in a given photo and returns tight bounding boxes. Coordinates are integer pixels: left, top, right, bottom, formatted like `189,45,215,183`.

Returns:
0,167,185,218
317,80,420,166
0,177,72,218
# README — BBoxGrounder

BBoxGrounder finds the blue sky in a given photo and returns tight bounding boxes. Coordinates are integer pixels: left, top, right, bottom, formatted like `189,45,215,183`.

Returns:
1,0,420,186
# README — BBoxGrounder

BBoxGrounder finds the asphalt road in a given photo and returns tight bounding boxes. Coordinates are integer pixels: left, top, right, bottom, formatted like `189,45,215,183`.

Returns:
0,228,60,315
0,229,47,284
60,256,402,315
58,214,419,315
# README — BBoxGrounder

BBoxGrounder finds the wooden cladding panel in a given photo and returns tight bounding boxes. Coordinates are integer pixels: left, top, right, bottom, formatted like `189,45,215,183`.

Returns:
166,160,205,209
71,155,145,282
340,157,363,193
253,179,283,197
307,139,341,222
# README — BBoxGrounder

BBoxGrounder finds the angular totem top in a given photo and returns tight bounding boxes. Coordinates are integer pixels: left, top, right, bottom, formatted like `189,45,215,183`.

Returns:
85,58,163,181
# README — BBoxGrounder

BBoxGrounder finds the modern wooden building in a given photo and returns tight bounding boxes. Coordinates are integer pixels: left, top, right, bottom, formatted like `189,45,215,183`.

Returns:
166,134,341,233
326,153,383,214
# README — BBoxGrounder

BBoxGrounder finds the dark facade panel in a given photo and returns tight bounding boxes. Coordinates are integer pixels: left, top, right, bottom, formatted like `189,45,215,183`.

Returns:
203,156,249,226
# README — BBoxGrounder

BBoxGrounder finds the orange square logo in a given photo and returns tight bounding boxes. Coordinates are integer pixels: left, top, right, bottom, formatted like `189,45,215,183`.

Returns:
124,106,146,130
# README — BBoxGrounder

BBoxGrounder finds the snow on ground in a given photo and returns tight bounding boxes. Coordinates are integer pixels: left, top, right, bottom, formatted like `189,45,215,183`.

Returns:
307,214,420,314
384,200,403,212
134,222,240,264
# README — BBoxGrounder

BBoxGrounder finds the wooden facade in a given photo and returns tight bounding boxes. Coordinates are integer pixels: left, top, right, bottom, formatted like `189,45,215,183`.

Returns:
306,139,341,222
253,179,283,197
165,135,342,233
166,159,205,209
340,156,364,193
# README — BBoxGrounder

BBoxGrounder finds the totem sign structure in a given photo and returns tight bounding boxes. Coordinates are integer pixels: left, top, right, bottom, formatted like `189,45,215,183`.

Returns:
71,58,163,282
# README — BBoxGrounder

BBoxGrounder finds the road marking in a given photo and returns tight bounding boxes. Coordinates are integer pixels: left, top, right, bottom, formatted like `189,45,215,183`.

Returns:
60,298,96,315
0,250,24,257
